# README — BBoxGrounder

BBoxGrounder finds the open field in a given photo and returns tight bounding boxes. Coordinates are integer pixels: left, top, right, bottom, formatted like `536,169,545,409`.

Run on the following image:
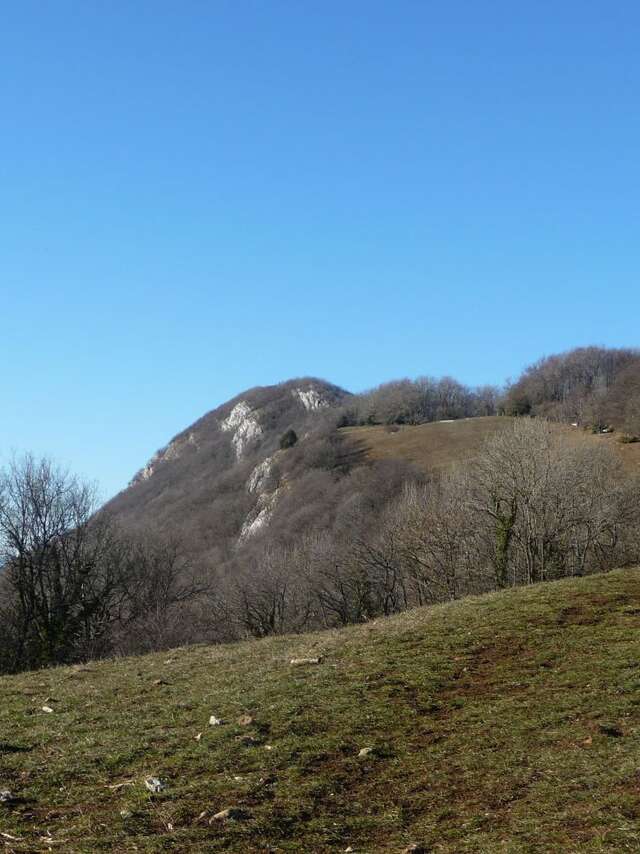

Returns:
2,569,640,851
341,416,640,475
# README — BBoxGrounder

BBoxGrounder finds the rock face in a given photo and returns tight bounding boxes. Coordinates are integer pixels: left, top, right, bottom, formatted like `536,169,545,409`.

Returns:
220,401,264,459
247,455,275,494
294,387,330,411
131,432,198,485
239,490,280,541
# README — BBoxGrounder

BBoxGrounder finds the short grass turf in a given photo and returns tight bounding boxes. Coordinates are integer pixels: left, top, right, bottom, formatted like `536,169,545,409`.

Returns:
340,416,640,476
2,568,640,852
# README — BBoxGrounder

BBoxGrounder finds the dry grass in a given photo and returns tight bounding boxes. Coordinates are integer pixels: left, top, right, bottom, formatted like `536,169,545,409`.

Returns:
341,416,640,475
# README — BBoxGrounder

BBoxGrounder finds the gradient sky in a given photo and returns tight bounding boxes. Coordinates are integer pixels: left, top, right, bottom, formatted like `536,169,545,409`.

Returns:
2,1,639,501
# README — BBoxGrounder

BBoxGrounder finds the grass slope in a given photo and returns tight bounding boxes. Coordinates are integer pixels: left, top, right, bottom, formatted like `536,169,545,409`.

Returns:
341,416,511,473
342,416,640,475
2,570,640,852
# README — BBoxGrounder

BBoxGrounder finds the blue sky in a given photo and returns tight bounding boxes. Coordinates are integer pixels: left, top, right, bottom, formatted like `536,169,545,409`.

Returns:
1,1,639,500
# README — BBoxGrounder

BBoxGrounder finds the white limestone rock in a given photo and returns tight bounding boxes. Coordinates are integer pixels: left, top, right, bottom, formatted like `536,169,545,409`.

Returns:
221,401,263,459
239,498,274,541
247,455,274,494
132,432,198,484
294,387,329,411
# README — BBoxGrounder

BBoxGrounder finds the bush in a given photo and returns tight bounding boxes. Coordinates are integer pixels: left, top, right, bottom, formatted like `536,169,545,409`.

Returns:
279,428,298,449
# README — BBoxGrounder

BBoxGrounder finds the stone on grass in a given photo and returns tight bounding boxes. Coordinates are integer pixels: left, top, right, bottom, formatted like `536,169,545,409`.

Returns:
0,790,14,804
357,747,376,759
209,715,224,726
237,714,253,726
210,807,251,823
144,777,165,794
290,657,322,666
41,706,54,714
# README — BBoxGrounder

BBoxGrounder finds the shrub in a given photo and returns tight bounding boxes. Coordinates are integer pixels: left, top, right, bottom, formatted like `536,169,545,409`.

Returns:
279,428,298,449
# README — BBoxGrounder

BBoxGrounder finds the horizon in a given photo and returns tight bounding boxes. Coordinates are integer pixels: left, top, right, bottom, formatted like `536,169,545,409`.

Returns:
2,2,639,500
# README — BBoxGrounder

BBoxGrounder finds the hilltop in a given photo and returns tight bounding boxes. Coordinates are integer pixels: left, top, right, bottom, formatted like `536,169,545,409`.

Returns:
1,569,640,852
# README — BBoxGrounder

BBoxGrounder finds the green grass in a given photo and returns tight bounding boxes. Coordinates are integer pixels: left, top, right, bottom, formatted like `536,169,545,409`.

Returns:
2,569,640,852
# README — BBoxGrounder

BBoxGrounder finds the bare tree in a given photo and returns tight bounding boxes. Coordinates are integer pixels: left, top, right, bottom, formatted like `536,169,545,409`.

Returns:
0,455,125,670
465,420,639,585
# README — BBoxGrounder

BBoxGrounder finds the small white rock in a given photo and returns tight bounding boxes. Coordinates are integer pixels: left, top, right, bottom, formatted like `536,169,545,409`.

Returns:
0,790,14,803
209,715,224,726
144,777,165,794
358,747,375,759
290,657,322,666
41,705,54,714
210,807,250,822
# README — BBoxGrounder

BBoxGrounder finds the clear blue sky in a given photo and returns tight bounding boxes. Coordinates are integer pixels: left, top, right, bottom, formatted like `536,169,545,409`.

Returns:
2,1,639,500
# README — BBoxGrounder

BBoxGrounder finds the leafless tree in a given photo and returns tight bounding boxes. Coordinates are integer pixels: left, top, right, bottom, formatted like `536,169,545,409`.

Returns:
0,455,126,670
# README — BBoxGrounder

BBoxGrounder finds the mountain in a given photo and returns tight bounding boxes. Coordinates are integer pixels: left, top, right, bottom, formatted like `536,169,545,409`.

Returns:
104,362,640,604
104,377,351,567
2,568,639,851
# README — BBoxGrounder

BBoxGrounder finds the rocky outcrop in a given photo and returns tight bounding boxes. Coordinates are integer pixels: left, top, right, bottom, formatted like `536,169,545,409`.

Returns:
220,401,263,459
131,432,198,485
293,387,330,411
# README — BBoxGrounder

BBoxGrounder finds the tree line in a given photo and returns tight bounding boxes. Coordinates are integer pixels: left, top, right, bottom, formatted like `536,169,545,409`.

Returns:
337,348,640,440
503,346,640,438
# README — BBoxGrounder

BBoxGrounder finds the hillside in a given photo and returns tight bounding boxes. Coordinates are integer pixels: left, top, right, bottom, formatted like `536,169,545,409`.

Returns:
341,416,512,473
102,377,350,565
2,570,640,852
343,417,640,475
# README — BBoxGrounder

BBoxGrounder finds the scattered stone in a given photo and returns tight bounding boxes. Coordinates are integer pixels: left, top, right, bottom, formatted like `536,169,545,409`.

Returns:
194,732,203,742
41,706,54,714
210,807,251,823
144,777,165,794
264,744,274,751
0,790,14,804
358,747,376,759
290,657,322,666
237,714,253,726
152,679,169,687
120,809,133,819
209,715,224,726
